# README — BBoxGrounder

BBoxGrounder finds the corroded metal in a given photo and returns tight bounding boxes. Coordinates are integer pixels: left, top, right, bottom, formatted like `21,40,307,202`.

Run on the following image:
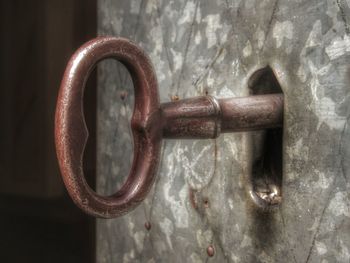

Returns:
207,245,215,257
161,96,222,139
55,37,283,219
55,37,162,218
162,94,283,139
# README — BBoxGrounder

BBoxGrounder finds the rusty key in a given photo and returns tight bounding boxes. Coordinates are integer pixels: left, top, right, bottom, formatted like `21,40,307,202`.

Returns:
55,37,283,218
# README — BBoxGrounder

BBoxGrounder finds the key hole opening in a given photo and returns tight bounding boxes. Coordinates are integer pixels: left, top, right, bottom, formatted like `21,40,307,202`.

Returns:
247,66,283,209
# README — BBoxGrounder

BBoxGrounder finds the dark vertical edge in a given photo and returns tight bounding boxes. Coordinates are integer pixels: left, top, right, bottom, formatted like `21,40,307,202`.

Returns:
0,1,14,192
42,0,61,197
73,0,98,263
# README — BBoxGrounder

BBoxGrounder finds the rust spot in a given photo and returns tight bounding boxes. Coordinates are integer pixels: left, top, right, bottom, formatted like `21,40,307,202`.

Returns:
207,245,215,257
144,221,151,231
189,188,198,209
203,198,209,208
120,91,128,100
171,95,179,101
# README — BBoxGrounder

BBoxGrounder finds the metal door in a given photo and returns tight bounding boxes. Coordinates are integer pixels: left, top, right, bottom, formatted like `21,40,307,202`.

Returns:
95,0,350,262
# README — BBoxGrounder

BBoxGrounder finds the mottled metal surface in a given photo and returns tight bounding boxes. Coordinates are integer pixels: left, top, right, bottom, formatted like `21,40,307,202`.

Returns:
97,0,350,262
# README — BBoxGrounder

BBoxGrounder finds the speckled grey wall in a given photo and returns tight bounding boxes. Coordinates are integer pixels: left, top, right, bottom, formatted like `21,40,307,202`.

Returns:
96,0,350,262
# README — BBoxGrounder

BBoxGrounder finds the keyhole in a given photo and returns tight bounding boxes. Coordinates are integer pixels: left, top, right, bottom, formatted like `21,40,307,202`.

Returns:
247,66,283,209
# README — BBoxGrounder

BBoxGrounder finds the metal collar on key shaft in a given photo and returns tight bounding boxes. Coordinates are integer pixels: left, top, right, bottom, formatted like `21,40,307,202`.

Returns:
161,95,283,139
55,37,283,218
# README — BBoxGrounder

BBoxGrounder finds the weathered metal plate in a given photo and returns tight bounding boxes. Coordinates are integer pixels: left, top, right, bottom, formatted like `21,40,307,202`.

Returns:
97,0,350,262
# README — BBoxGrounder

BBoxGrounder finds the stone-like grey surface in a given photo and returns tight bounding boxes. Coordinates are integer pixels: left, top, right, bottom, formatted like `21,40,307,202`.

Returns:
97,0,350,262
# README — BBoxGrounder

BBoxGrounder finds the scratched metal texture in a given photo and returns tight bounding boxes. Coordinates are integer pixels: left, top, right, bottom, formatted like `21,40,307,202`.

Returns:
96,0,350,262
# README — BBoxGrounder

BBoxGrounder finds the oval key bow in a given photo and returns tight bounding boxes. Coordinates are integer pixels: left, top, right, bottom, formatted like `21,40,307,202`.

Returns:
55,37,162,218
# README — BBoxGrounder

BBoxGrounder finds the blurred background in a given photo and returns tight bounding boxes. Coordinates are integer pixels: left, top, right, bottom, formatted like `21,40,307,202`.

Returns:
0,1,97,262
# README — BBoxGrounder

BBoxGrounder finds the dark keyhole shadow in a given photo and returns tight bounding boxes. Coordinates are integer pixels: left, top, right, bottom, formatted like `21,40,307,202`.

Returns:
245,66,284,257
248,65,283,209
